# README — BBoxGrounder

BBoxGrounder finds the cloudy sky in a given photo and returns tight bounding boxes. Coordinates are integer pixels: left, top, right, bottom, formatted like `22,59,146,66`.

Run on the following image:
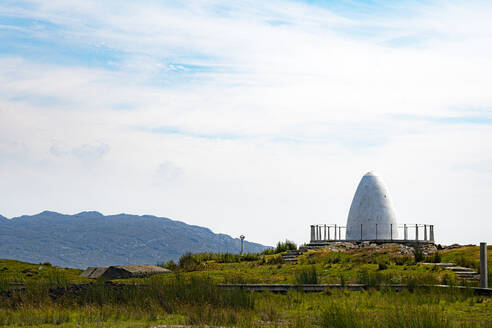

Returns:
1,0,491,246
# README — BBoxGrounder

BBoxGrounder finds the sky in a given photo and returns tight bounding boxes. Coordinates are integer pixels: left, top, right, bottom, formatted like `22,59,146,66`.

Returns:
1,0,491,247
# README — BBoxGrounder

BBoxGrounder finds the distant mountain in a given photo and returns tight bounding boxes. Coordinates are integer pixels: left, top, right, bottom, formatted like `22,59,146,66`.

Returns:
0,211,268,268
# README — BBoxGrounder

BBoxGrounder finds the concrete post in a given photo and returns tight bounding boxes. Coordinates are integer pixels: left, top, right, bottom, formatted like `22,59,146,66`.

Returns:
415,224,418,241
430,225,434,242
480,242,488,288
310,225,315,242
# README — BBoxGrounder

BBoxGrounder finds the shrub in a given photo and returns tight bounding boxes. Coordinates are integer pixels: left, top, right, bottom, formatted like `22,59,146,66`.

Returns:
295,266,319,285
413,248,424,263
262,240,297,255
178,253,201,272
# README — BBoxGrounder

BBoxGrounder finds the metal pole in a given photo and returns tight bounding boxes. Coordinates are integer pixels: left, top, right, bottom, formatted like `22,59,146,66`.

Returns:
415,224,418,241
240,235,245,255
480,242,488,288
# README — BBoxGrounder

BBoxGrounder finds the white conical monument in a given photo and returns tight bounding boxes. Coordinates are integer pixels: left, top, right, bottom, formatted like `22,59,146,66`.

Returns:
346,171,398,240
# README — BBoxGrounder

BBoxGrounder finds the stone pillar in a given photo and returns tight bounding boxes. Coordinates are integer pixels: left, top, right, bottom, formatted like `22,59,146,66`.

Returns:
415,224,418,241
430,225,434,242
360,224,363,241
339,226,342,240
424,225,427,241
310,225,315,242
404,224,407,240
335,224,338,240
390,224,393,240
480,242,488,288
375,224,378,240
328,226,331,240
324,225,327,241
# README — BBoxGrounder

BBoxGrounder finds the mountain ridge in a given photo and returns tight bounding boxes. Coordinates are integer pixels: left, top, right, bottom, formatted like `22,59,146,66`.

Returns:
0,211,268,268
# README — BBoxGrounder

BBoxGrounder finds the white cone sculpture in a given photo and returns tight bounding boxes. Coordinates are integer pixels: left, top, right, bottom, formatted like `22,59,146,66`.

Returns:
346,171,398,240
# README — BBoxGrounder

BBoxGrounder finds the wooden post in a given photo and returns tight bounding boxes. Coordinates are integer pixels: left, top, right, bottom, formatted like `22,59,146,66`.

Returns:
480,242,488,288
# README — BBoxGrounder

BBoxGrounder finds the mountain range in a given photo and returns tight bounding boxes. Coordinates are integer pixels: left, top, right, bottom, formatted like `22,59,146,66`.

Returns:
0,211,267,268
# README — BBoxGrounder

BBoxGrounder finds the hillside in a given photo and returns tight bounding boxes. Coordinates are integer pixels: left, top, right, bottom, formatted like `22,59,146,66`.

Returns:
0,211,267,268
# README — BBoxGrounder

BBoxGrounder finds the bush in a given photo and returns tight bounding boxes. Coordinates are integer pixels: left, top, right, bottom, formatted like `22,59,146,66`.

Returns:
413,248,424,263
295,266,319,285
262,240,297,255
425,252,441,264
178,253,201,272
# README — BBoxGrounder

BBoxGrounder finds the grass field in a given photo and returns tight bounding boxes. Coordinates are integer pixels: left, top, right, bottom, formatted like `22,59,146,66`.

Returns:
0,245,490,327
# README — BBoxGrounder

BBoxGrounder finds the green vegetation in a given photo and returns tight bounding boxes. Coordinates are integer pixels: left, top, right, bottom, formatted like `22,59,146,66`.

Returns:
0,245,490,327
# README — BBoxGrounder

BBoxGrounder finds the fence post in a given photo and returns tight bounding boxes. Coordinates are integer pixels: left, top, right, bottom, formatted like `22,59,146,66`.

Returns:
480,242,488,288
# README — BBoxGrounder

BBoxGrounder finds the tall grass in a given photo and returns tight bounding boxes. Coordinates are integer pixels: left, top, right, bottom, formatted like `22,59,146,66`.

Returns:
295,266,319,285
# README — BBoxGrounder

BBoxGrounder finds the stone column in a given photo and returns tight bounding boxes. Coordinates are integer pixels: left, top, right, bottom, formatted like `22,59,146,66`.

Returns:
424,225,427,241
415,224,418,241
310,225,315,242
480,242,488,288
430,225,434,242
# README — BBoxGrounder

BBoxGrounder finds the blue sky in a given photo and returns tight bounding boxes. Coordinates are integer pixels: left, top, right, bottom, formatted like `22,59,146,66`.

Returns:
0,0,492,245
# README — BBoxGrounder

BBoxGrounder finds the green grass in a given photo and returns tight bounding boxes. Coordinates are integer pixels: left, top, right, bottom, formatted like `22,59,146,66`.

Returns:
0,245,491,327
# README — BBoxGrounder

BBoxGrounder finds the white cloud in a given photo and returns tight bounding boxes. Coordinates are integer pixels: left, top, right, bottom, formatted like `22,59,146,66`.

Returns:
0,0,492,246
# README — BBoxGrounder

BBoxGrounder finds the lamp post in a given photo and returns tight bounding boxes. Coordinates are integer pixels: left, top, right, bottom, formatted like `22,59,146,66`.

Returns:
240,235,245,255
